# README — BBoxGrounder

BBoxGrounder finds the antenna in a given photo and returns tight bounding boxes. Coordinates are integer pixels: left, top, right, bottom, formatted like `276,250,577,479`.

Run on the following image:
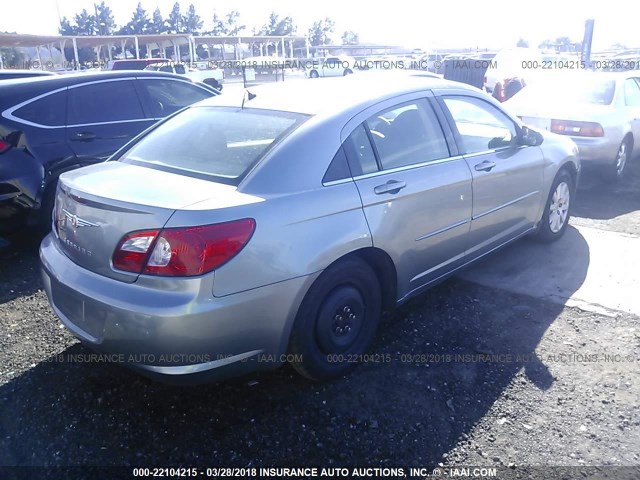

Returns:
241,90,256,109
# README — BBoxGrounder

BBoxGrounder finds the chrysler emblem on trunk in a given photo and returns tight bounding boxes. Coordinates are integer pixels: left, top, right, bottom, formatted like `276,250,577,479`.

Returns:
62,209,99,229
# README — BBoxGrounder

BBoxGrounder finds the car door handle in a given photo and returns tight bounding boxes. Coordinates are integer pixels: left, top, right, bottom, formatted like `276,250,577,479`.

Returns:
374,180,407,195
71,132,97,141
474,160,497,172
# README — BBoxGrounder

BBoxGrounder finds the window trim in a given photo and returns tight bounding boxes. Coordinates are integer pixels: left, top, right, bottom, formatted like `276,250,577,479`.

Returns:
1,76,209,130
2,86,68,129
437,94,523,156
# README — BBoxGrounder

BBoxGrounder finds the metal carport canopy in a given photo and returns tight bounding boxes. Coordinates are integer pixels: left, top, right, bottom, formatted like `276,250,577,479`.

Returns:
0,33,306,68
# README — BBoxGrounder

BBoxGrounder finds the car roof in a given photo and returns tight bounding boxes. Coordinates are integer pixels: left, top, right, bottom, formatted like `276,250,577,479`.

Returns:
0,69,56,76
200,75,475,116
0,70,190,91
0,70,193,106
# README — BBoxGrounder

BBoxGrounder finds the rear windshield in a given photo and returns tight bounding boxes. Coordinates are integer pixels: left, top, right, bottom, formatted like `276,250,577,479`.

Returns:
118,106,308,185
516,77,616,105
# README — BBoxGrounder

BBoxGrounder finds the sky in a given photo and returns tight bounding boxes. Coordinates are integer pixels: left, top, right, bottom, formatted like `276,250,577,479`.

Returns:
0,0,637,51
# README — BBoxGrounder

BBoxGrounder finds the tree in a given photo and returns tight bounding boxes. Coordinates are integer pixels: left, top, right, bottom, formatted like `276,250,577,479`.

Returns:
516,38,529,48
59,17,77,35
183,3,203,34
0,47,25,68
94,2,115,35
210,12,226,36
261,12,295,36
149,7,166,34
73,9,97,35
119,2,151,35
308,18,335,46
167,2,184,33
225,10,246,36
341,31,359,45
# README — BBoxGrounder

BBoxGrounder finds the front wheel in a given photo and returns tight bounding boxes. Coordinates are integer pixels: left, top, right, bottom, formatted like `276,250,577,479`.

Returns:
309,70,319,78
288,257,381,380
343,69,353,76
536,170,573,242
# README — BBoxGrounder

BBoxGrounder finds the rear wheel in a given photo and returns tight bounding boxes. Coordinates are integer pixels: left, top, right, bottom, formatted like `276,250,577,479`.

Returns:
37,182,57,234
309,70,319,78
343,69,353,76
536,170,573,242
607,138,630,182
288,257,381,380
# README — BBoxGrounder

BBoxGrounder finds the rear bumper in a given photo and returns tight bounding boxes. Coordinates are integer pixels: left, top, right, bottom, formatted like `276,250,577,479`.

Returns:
570,136,619,165
40,234,318,383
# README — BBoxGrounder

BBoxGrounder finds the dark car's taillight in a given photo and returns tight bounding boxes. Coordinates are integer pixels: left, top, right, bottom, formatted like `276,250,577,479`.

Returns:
0,139,10,153
113,219,256,277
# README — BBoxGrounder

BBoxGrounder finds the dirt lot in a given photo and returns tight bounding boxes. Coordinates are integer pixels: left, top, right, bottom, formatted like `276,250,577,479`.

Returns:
0,162,639,478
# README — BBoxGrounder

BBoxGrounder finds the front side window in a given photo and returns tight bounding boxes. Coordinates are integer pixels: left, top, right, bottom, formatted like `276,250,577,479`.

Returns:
139,79,212,117
119,106,308,186
365,99,449,170
68,80,144,125
443,96,517,154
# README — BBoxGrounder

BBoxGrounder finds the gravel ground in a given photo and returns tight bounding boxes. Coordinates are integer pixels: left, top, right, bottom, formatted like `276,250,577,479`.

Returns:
0,162,639,478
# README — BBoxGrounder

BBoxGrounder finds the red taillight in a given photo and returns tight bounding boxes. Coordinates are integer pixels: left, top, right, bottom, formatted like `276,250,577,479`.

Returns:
0,139,11,153
113,219,255,277
550,120,604,137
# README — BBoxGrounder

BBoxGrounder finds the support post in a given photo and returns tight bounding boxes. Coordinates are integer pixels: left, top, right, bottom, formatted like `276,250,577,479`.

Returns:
72,37,79,67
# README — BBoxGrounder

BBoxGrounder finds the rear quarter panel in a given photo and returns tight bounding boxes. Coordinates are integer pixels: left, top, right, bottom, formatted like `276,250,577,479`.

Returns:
165,181,372,297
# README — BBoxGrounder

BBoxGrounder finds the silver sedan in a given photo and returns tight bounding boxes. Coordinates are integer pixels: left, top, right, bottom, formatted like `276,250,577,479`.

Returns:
40,76,579,383
505,71,640,181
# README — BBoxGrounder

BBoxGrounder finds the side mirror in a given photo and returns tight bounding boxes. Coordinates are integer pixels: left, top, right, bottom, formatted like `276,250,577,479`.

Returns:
519,126,543,147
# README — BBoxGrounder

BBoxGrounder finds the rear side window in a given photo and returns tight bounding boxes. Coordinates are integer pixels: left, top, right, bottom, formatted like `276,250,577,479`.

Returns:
624,78,640,106
365,99,449,170
138,79,212,117
119,106,308,185
14,91,67,126
344,124,378,176
68,80,144,125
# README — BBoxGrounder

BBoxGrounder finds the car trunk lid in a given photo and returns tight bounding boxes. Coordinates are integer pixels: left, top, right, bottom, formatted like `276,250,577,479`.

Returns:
54,162,235,283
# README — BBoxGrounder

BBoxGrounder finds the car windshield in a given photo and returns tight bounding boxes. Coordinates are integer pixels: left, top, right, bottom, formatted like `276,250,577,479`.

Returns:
118,106,309,185
516,77,616,105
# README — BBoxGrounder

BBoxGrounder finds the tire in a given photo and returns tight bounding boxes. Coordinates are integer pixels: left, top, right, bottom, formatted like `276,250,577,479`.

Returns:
203,78,222,91
37,182,57,235
309,70,319,79
343,69,353,76
536,170,573,242
288,257,382,381
607,137,631,182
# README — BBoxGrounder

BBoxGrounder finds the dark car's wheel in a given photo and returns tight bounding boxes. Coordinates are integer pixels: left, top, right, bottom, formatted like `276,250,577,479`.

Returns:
288,257,381,380
536,170,574,242
607,137,631,182
343,69,353,76
309,70,319,78
37,182,57,234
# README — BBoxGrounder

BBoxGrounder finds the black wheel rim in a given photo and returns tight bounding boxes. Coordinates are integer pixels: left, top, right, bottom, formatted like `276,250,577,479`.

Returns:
315,286,365,354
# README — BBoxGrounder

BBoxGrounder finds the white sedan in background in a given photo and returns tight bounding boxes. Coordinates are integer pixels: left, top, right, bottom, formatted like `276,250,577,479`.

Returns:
505,71,640,181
